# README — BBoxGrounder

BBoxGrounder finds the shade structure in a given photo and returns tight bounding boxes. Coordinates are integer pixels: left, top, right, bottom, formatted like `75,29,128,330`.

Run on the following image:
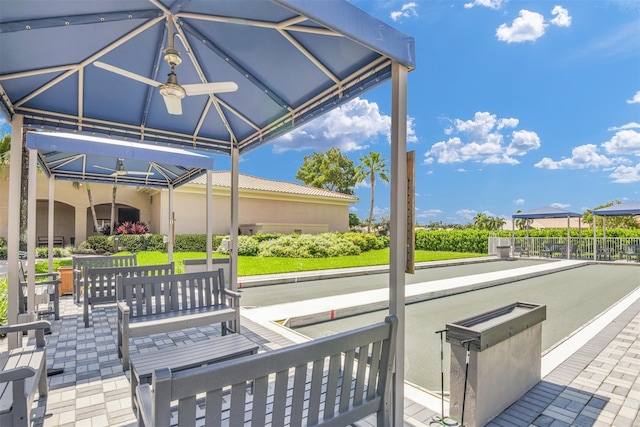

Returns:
592,201,640,260
0,0,415,155
26,131,215,189
593,201,640,217
512,206,582,260
1,2,415,423
512,206,581,219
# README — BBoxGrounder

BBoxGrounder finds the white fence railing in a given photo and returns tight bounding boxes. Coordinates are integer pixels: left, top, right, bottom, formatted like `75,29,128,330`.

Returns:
488,236,640,260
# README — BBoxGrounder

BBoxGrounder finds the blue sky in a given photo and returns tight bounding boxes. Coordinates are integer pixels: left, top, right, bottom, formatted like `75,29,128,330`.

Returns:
2,0,639,225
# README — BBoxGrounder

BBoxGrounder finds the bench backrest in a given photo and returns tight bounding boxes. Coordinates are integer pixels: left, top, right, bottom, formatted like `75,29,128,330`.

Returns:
85,262,174,304
117,269,226,318
142,315,398,427
73,254,137,275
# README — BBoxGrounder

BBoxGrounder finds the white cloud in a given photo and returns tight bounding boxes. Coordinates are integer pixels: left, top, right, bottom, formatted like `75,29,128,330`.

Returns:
550,6,571,27
496,10,547,43
609,163,640,183
456,209,477,220
628,91,640,104
464,0,505,10
514,198,525,206
424,111,540,165
456,168,467,172
372,206,389,217
271,98,416,153
417,209,442,219
535,144,613,169
602,130,640,156
608,122,640,131
550,202,570,209
506,130,541,156
349,206,358,212
390,2,418,21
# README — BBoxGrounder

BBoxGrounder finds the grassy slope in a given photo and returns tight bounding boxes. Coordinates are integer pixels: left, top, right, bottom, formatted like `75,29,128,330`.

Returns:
36,249,484,276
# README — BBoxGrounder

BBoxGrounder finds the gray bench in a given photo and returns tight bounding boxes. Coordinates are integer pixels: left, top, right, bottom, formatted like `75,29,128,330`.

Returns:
136,315,398,427
117,269,241,371
37,236,64,247
83,262,174,328
622,244,640,262
18,261,60,321
0,321,50,427
72,254,137,303
129,333,258,410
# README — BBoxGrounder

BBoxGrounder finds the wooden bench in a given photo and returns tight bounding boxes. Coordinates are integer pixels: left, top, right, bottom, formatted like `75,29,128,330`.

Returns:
117,269,241,371
0,321,50,427
136,315,398,427
83,262,175,328
129,333,259,410
18,261,60,321
37,236,64,247
72,254,137,303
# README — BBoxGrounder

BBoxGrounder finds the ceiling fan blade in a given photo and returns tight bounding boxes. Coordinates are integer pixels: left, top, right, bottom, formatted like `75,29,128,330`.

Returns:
163,95,182,115
183,82,238,96
94,61,162,88
126,171,155,176
94,165,116,172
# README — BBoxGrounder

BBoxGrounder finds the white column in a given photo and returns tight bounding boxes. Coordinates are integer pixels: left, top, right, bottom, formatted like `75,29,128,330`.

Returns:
168,184,174,263
48,176,55,273
206,170,213,271
7,115,23,348
230,145,240,291
389,61,408,425
27,147,37,313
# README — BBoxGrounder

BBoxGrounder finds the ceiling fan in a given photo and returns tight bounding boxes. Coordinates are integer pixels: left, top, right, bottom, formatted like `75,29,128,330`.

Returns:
94,158,154,177
93,19,237,115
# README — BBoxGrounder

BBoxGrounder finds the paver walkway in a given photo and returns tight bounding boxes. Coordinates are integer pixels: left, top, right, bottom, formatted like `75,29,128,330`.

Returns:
488,299,640,427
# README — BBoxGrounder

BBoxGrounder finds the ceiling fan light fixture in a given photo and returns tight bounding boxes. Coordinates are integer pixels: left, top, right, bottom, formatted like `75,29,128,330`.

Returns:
164,48,182,66
159,84,186,99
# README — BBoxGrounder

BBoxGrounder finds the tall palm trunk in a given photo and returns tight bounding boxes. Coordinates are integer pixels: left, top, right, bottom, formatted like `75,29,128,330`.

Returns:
110,185,117,235
19,130,29,250
368,176,376,233
86,183,100,233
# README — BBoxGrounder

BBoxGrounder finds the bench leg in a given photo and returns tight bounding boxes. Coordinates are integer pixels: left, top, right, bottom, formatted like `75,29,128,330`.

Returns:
122,337,130,371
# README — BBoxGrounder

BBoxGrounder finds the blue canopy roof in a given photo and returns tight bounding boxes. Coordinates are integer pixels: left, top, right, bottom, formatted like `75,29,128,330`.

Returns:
0,0,415,155
512,206,581,219
26,131,214,188
593,201,640,217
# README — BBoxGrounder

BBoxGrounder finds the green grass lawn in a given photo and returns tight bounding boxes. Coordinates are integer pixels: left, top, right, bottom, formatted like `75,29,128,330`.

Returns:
36,249,485,276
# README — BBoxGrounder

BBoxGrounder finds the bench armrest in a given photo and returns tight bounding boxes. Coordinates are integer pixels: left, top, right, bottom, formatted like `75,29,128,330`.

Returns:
223,289,241,299
0,320,50,335
0,366,36,383
136,383,154,426
0,321,50,347
117,300,130,315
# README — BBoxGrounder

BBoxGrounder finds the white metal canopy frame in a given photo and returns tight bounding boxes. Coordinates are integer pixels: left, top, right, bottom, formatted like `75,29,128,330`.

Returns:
1,1,415,424
511,206,582,260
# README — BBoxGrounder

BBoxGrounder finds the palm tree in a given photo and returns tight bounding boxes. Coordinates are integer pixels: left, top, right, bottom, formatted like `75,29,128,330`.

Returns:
356,152,389,233
473,213,489,230
73,181,101,233
109,185,117,235
515,210,533,230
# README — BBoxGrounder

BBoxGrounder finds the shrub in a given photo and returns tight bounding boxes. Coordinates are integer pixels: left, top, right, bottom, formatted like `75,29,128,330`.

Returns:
116,221,149,235
174,234,207,252
257,233,361,258
0,246,6,260
0,236,6,246
0,276,6,326
236,236,260,256
87,235,112,253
